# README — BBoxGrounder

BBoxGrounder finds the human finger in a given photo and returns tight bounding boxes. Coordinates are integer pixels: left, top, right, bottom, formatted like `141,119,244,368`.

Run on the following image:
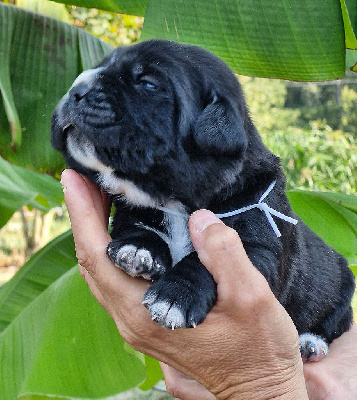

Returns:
61,169,111,248
76,173,112,228
61,169,124,291
188,210,272,306
160,362,215,400
61,169,151,324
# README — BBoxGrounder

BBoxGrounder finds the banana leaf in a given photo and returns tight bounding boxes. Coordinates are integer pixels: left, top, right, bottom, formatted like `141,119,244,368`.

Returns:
342,0,357,49
287,190,357,266
53,0,147,16
0,3,113,172
141,0,354,81
0,231,148,399
0,155,63,229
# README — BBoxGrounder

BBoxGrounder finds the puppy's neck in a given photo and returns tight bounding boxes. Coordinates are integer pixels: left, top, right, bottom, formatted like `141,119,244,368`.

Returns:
160,181,298,238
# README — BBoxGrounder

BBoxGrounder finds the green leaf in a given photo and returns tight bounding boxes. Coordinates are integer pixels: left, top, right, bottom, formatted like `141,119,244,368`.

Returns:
0,156,63,228
341,0,357,49
0,4,22,148
0,3,113,173
287,190,357,266
0,266,146,399
16,0,72,23
0,229,161,397
52,0,147,17
142,0,346,81
346,49,357,71
0,230,76,332
140,356,164,391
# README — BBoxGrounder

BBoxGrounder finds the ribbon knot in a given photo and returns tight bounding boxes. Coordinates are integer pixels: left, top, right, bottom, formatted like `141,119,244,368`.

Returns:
215,180,298,237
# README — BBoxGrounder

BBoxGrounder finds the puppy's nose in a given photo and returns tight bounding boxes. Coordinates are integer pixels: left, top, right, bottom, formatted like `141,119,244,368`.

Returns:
69,82,89,102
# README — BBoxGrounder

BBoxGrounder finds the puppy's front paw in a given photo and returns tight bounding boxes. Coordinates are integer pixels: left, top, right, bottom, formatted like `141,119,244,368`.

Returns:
142,272,216,329
299,333,328,362
107,242,167,280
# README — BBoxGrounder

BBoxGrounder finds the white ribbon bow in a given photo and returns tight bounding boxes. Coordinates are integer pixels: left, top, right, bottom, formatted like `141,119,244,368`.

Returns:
215,180,298,237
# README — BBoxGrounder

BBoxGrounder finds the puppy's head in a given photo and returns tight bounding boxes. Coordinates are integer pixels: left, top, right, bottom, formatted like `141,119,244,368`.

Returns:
51,40,251,209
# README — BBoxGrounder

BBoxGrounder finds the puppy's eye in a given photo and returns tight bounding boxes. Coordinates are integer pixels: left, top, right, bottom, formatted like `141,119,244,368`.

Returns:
138,76,159,91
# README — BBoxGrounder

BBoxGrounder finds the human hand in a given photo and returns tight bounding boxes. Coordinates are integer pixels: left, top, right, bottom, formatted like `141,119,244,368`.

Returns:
62,169,308,400
160,324,357,400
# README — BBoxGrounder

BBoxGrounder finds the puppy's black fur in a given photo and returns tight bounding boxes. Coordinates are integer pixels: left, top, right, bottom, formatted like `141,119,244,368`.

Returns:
52,40,354,360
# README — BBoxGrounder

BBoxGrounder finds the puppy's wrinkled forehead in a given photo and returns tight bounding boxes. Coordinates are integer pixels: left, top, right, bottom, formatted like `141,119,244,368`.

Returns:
87,40,239,97
102,40,196,72
68,41,211,119
98,42,178,80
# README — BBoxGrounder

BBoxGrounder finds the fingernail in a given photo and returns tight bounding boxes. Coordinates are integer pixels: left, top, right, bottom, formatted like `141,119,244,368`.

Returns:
190,210,222,232
60,170,68,193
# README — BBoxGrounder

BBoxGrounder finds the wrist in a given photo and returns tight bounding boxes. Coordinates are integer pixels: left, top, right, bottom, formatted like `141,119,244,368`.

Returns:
214,362,308,400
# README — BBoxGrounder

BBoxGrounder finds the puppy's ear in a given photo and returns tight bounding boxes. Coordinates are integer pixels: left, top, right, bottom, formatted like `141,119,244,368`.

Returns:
193,93,248,156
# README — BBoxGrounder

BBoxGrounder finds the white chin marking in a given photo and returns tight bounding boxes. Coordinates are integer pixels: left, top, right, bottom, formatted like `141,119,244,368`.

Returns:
66,134,157,208
67,134,111,174
98,173,158,208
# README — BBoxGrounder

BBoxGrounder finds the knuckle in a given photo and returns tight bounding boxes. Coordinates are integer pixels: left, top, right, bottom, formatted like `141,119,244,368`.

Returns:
237,280,275,316
78,263,89,282
117,322,154,354
75,243,104,276
204,224,240,255
77,252,96,274
114,309,157,349
117,324,140,348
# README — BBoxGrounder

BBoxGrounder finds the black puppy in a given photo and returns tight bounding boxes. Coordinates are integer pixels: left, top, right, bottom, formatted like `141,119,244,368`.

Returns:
51,39,355,362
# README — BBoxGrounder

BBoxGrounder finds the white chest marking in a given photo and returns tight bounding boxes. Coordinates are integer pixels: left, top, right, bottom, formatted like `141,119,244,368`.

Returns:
162,202,194,266
138,202,194,266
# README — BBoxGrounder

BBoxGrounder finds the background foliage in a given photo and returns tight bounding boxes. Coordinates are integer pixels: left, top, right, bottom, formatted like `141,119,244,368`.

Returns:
239,77,357,194
0,0,356,399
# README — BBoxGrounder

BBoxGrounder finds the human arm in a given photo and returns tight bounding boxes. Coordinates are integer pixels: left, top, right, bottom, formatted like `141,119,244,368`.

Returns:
61,169,308,400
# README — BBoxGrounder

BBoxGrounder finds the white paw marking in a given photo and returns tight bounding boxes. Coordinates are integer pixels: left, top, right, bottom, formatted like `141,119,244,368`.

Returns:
146,299,186,330
299,333,328,362
111,244,164,279
165,304,186,330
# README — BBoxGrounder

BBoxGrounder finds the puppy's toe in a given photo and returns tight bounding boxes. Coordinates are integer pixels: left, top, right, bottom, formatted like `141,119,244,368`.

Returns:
144,298,186,330
299,333,328,362
107,242,166,280
143,276,215,329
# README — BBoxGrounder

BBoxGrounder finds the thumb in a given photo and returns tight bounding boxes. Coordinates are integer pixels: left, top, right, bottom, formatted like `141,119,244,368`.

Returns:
188,210,270,302
61,169,149,311
61,169,115,291
61,169,112,261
